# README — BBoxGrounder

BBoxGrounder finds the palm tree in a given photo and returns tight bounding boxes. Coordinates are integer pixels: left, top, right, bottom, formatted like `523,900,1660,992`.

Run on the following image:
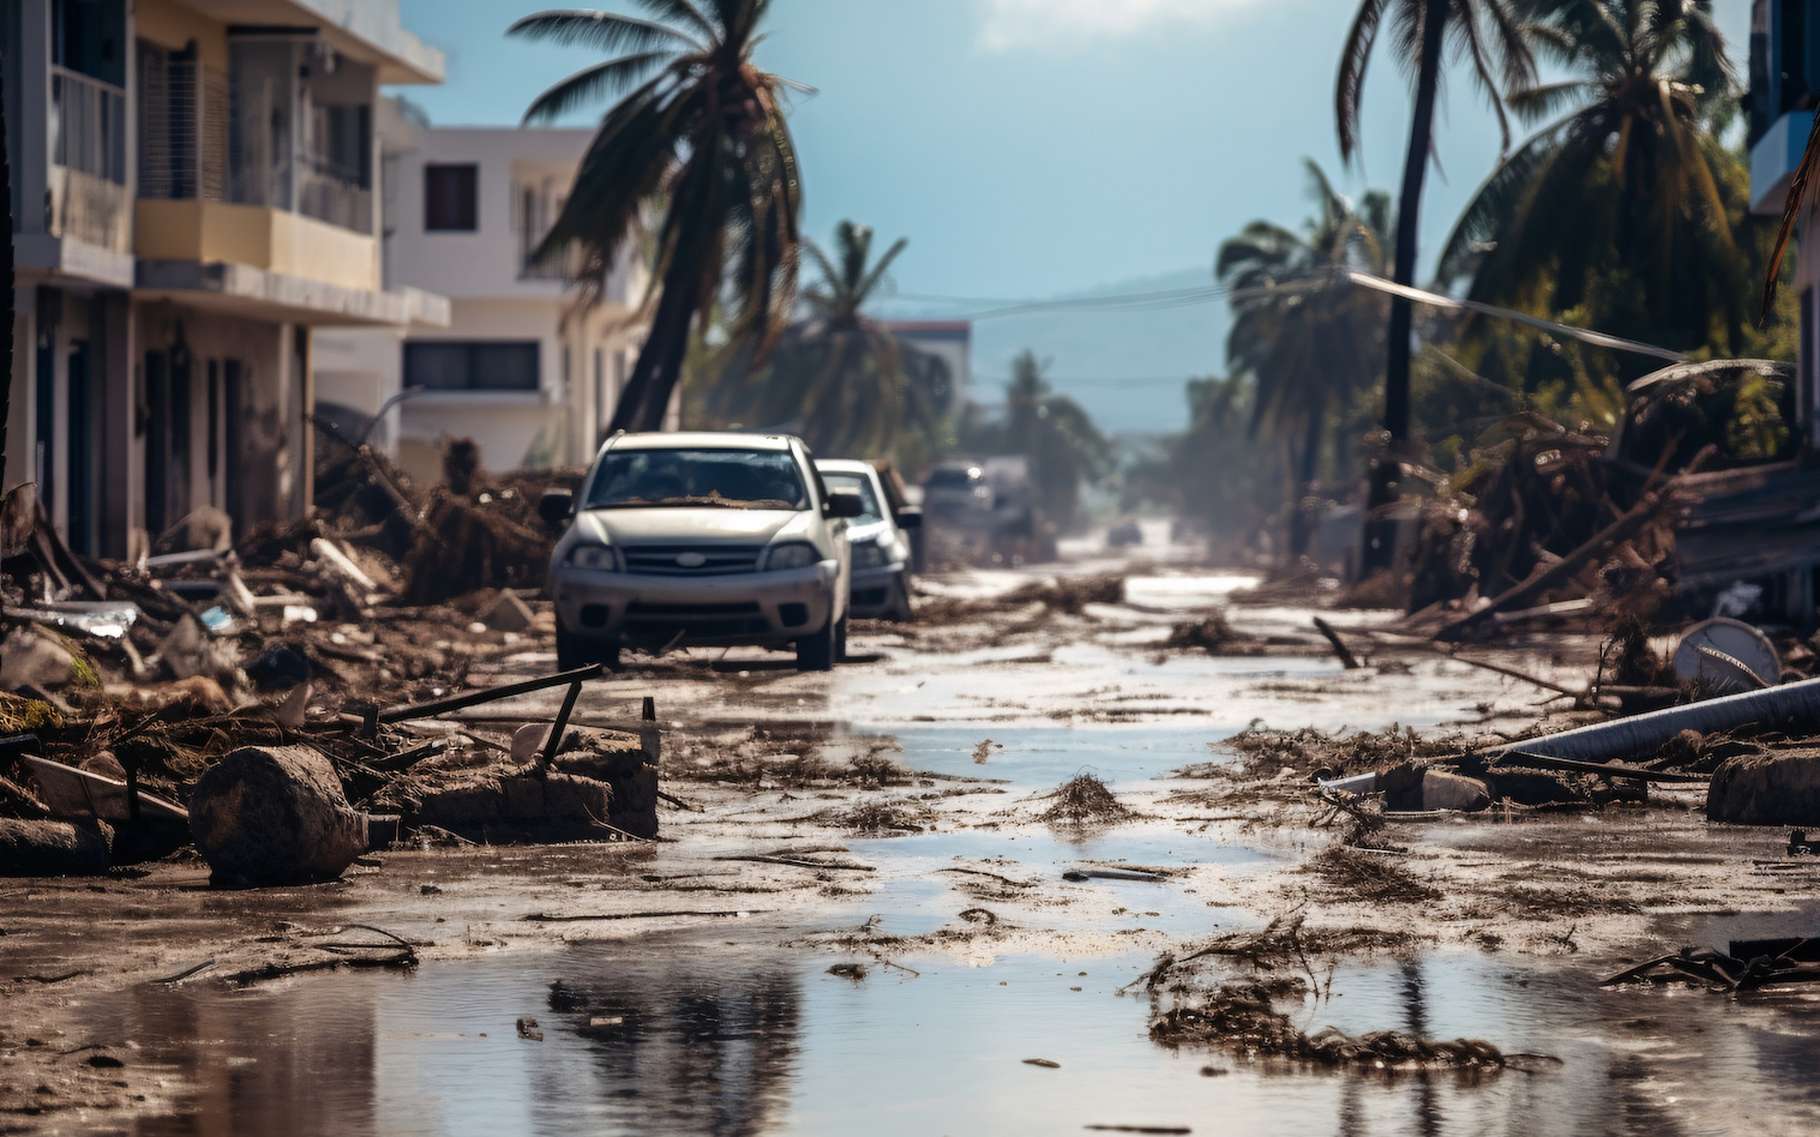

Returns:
1,48,12,491
999,351,1112,530
711,220,952,460
1216,160,1392,558
1440,0,1741,353
510,1,804,433
1335,0,1534,571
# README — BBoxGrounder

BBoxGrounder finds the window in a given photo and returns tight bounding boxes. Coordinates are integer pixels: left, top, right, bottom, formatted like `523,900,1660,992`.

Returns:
423,163,477,231
823,472,884,524
584,449,808,510
404,341,540,392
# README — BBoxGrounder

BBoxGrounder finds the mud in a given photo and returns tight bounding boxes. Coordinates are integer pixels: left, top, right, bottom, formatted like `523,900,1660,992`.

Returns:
7,548,1820,1135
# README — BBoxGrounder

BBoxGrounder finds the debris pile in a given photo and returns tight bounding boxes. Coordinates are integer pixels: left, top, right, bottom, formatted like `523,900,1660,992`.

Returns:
0,437,660,884
1039,773,1135,824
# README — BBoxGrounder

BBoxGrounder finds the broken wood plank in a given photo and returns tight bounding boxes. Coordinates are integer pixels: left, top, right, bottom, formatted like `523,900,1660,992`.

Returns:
1312,617,1361,670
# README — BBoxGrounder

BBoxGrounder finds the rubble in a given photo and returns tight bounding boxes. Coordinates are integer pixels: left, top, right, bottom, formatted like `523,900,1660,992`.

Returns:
188,746,370,886
1706,751,1820,826
0,817,112,875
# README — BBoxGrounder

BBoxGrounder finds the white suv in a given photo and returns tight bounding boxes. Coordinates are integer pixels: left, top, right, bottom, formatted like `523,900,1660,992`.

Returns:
541,432,861,671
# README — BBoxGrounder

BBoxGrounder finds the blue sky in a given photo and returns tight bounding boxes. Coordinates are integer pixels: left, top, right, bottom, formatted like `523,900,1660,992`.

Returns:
396,0,1753,434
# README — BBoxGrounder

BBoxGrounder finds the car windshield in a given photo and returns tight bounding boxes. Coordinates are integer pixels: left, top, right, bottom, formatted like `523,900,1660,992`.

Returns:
584,449,809,510
926,468,978,490
823,472,884,524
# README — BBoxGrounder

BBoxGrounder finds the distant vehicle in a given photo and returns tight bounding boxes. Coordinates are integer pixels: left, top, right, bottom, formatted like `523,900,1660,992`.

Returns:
922,461,992,518
1107,520,1144,548
816,459,920,620
540,432,863,672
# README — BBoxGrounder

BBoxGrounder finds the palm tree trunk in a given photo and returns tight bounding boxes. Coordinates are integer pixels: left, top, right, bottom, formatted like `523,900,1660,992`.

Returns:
1288,400,1324,560
0,47,13,489
1361,0,1447,576
609,263,701,434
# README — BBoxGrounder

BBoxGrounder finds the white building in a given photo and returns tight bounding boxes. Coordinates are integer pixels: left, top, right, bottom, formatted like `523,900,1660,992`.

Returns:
315,120,649,484
5,0,447,556
882,319,971,413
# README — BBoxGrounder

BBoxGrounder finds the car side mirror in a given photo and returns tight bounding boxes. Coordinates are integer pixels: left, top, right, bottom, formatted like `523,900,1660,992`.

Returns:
894,506,923,530
825,490,865,519
538,490,574,527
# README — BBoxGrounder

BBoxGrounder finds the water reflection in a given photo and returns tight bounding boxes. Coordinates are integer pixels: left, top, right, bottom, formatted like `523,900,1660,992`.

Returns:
66,938,1820,1137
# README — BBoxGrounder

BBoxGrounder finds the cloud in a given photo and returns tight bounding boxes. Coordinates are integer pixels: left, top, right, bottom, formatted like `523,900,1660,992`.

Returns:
977,0,1261,53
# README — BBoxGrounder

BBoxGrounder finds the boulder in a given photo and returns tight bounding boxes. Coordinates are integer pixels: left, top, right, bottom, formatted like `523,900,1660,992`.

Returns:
1378,764,1491,812
480,590,535,632
0,818,112,875
1420,769,1492,813
188,746,367,886
1707,752,1820,826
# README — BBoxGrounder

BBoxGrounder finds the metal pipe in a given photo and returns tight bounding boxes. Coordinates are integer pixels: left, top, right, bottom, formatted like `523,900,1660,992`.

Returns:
378,664,604,724
1491,677,1820,763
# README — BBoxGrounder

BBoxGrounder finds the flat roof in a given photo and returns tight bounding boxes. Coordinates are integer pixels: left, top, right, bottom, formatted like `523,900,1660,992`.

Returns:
883,320,972,337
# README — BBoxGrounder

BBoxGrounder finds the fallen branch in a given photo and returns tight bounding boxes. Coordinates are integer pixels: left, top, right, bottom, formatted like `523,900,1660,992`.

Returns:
520,908,762,923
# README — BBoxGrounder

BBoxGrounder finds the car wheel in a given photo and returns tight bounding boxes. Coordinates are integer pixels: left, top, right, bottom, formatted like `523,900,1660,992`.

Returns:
887,578,915,622
796,618,837,672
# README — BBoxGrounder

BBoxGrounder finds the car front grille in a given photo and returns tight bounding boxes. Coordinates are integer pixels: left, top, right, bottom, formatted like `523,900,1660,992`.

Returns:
620,544,764,576
623,601,768,641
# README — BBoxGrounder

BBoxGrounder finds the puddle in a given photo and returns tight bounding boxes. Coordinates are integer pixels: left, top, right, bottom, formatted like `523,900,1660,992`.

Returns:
81,930,1820,1137
888,724,1226,787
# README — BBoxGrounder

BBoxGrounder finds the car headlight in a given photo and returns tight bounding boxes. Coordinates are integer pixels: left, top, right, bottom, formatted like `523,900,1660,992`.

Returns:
566,544,621,572
853,540,887,568
763,542,820,571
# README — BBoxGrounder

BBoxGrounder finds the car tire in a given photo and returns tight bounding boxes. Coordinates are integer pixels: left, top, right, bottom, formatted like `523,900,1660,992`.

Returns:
887,579,914,622
558,628,621,672
796,618,837,672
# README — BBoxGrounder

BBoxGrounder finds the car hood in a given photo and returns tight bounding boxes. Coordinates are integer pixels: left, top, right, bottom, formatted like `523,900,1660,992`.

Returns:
573,507,810,546
845,519,892,543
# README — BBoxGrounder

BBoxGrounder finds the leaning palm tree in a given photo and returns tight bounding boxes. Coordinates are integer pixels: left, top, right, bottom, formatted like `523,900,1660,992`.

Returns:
1336,0,1534,571
1440,0,1742,351
511,1,804,433
713,220,951,460
1217,160,1392,558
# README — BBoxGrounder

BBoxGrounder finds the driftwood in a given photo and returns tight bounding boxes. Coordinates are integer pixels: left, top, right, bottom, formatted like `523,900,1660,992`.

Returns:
1312,618,1361,670
1436,447,1713,641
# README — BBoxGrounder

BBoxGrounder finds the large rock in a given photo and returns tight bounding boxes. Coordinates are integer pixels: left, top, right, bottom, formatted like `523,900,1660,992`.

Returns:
188,746,367,886
1707,753,1820,826
414,769,617,839
0,818,112,875
1419,769,1492,812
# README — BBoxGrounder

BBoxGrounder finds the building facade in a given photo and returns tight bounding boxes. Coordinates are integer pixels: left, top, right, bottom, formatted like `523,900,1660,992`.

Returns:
5,0,446,557
881,319,970,415
314,121,650,485
1750,0,1820,447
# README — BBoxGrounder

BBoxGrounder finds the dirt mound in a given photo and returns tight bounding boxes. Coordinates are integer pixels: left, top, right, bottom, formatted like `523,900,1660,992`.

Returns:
1151,984,1508,1070
1039,774,1134,824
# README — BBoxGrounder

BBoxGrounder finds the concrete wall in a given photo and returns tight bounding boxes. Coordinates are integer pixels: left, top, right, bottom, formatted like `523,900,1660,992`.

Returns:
135,200,381,291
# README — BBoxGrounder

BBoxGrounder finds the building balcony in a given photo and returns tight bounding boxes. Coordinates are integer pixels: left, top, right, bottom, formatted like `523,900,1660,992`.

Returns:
23,65,135,285
1751,109,1815,216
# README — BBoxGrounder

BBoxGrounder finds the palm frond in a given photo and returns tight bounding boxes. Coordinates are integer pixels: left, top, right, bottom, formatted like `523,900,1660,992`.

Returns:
1336,0,1389,161
508,10,705,54
631,0,719,39
522,52,674,124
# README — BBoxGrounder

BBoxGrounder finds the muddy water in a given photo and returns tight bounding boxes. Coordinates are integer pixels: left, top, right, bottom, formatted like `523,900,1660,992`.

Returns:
51,564,1820,1136
74,726,1820,1135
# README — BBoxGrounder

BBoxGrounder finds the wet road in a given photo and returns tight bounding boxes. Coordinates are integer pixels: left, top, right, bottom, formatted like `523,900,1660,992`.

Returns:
24,541,1820,1136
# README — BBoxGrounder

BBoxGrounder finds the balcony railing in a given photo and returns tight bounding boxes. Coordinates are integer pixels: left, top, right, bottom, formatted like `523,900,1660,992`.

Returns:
298,157,373,234
51,67,126,184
